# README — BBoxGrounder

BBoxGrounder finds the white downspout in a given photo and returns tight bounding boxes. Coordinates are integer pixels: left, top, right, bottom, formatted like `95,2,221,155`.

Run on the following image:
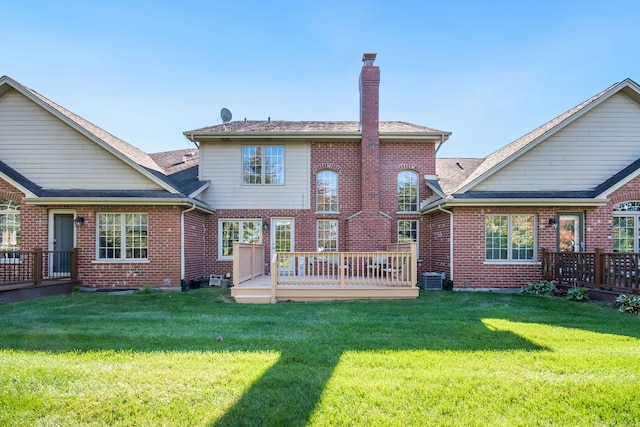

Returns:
437,204,454,282
181,204,197,281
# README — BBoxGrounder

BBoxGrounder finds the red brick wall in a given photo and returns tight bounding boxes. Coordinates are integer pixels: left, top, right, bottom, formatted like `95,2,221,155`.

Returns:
184,210,208,281
425,210,451,278
0,178,187,289
73,205,184,288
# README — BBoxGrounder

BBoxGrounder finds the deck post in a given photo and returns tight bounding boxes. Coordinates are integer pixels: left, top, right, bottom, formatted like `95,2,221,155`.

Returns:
410,243,417,286
33,248,43,285
594,248,604,289
270,253,278,303
70,248,78,280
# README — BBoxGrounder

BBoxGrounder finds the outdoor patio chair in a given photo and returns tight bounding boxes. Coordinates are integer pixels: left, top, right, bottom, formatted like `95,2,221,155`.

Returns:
366,255,388,278
327,256,350,277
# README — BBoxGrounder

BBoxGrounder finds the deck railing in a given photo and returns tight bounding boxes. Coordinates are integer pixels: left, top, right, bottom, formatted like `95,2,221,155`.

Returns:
232,243,266,286
0,248,78,286
542,248,640,293
271,243,418,288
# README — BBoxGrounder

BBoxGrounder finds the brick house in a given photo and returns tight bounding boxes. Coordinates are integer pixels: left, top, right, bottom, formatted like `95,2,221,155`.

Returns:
184,53,451,281
0,75,213,289
4,55,640,292
426,78,640,288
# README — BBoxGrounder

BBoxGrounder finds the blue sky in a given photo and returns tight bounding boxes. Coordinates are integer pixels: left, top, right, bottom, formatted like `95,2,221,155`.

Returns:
3,0,640,158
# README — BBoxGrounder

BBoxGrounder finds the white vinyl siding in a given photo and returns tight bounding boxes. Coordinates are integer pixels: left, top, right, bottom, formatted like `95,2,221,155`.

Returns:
471,94,640,192
200,141,310,209
0,90,162,190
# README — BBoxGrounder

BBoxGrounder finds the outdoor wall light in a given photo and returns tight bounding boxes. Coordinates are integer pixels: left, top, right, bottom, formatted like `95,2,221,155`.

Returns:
548,218,558,229
74,217,85,227
263,220,269,232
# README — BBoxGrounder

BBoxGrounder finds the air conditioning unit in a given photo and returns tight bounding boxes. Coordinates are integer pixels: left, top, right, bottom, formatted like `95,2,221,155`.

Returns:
420,272,443,290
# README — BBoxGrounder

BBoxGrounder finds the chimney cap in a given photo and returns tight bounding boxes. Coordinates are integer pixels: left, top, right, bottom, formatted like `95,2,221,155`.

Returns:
362,52,377,66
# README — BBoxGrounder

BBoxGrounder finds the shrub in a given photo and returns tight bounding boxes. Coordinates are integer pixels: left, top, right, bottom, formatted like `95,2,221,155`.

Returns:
616,294,640,315
566,287,589,302
138,286,157,294
521,280,556,295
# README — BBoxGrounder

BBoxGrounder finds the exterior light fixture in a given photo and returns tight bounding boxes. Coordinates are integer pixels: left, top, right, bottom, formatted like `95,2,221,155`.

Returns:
263,220,269,232
548,218,558,229
74,217,85,227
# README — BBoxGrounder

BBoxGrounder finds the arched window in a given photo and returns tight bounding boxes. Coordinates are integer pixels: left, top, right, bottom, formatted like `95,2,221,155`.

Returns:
0,199,20,252
316,170,338,212
398,171,418,212
613,201,640,252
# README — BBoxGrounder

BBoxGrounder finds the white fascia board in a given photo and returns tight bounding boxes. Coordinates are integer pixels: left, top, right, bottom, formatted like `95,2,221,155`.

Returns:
421,198,607,212
595,169,640,199
0,172,38,198
187,181,210,199
23,197,214,212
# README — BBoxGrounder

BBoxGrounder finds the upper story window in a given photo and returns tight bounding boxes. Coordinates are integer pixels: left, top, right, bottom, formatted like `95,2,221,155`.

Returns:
398,171,418,212
485,214,536,262
242,145,284,185
614,201,640,252
97,213,148,260
316,170,338,212
0,199,20,252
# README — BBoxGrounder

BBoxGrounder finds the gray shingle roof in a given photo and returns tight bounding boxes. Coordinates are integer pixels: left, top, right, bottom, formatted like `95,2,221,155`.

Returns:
435,158,485,196
453,82,620,193
185,120,448,135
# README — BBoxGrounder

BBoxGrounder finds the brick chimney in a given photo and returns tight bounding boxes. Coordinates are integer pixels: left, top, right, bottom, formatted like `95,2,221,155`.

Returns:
347,52,391,251
359,52,381,212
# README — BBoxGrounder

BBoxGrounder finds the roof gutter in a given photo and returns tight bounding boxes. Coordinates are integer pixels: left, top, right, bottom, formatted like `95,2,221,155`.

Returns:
422,198,607,211
23,197,216,213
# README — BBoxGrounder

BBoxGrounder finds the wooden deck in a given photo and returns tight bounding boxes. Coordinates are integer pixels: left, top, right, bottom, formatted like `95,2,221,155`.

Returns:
0,279,81,303
231,275,419,304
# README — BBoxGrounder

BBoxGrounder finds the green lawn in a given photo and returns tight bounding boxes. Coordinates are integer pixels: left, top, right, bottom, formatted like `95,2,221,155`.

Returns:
1,288,639,426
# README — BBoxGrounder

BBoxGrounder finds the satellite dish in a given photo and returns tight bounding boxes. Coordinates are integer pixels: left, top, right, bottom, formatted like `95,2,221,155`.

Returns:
220,108,232,123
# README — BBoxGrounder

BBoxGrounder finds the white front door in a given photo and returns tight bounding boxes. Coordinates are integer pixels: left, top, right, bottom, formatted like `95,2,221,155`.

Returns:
558,213,584,252
271,218,294,274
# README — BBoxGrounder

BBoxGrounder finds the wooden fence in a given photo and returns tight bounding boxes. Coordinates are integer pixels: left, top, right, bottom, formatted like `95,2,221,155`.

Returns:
542,248,640,293
0,248,78,286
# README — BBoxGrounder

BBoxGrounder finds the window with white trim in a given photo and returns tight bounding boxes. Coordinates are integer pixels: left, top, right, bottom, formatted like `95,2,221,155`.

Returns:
0,199,19,252
614,201,640,252
317,219,338,252
316,170,338,212
398,219,419,257
98,213,148,260
485,214,536,261
220,219,261,258
398,170,418,212
242,145,284,184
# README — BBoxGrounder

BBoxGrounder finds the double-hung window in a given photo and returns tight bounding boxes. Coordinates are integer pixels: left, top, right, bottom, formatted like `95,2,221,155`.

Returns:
398,219,419,257
220,219,261,258
317,219,338,252
98,213,148,260
485,214,536,262
614,201,640,252
0,199,20,254
242,145,284,184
